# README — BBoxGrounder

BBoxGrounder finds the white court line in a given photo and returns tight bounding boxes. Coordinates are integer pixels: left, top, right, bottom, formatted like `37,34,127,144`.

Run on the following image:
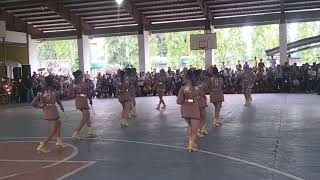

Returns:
56,161,96,180
0,141,80,179
0,137,304,180
0,140,79,169
43,143,79,168
0,159,94,163
0,160,96,180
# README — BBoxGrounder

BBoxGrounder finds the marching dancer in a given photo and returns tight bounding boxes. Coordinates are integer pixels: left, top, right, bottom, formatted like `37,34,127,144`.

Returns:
31,74,65,153
239,66,256,106
71,70,95,139
129,68,138,117
197,70,209,137
155,69,168,110
209,67,224,127
177,69,204,152
116,70,131,128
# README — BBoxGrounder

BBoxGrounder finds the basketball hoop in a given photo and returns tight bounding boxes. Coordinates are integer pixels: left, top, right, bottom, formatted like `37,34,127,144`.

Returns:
199,41,208,50
190,34,216,50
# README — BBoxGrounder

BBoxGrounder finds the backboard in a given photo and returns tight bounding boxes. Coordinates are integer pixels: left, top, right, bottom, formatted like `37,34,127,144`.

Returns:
190,33,217,50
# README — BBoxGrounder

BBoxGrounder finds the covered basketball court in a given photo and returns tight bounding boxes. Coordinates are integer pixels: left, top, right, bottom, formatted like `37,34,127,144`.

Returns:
1,1,320,180
0,94,319,180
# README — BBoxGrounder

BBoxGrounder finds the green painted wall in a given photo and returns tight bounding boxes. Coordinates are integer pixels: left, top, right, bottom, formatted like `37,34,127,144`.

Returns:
0,42,28,64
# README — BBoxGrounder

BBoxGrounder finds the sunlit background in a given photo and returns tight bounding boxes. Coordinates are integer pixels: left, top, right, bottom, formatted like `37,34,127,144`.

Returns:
36,21,320,75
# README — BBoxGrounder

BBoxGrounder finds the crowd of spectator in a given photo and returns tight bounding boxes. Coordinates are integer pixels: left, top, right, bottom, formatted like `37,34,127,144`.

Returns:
0,72,73,104
2,59,320,104
95,60,320,97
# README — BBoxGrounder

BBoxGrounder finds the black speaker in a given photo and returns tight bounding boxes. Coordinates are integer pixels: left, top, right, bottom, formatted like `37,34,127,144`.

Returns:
0,65,7,78
13,67,22,80
22,65,31,78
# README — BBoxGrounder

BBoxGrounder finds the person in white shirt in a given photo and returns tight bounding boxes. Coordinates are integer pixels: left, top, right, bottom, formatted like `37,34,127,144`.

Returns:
221,62,226,71
269,56,276,69
307,64,317,92
243,61,249,69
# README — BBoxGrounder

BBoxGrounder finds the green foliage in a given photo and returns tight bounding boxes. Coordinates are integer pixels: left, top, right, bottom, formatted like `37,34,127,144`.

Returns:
215,27,247,67
295,22,320,63
149,34,160,69
104,35,138,68
165,32,189,69
70,58,79,72
148,31,205,70
251,25,279,61
37,40,79,71
37,22,320,72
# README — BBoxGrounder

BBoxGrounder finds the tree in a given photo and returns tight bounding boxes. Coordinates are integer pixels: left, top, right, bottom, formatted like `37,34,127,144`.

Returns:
149,34,161,70
38,40,79,71
215,27,247,68
104,35,139,68
295,22,320,63
251,25,279,61
165,32,189,69
163,31,204,69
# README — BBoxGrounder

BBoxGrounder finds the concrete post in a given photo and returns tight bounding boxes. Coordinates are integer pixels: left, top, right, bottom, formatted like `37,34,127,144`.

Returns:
204,26,215,69
28,35,39,73
77,34,91,74
279,16,288,65
138,30,150,73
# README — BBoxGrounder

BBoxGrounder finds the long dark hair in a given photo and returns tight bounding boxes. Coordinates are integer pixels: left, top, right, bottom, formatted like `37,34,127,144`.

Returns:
44,75,54,89
186,69,201,86
73,70,83,83
212,67,219,77
119,70,125,82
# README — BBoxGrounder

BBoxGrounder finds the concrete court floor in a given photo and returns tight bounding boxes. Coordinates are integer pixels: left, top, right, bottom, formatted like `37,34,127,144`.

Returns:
0,94,319,180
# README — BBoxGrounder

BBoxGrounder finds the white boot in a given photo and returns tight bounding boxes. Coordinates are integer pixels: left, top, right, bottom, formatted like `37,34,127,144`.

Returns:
87,127,96,137
131,106,137,116
156,104,160,110
217,118,223,126
213,118,222,127
120,118,128,128
56,137,66,148
72,131,81,140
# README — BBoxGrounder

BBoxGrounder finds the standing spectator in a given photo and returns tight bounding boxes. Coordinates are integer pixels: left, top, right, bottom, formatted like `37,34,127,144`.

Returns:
32,76,40,96
265,68,275,92
106,74,114,98
269,56,277,69
243,61,249,69
138,72,145,96
317,64,320,95
85,75,95,98
221,62,226,71
23,76,34,102
307,63,317,92
174,70,182,96
253,57,258,70
236,60,242,71
275,65,284,92
258,59,265,69
96,73,103,98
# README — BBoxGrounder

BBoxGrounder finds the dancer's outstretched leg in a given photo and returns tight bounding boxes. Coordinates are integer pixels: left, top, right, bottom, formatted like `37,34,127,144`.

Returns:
72,109,90,139
213,102,223,127
188,119,200,152
37,120,60,153
199,108,208,136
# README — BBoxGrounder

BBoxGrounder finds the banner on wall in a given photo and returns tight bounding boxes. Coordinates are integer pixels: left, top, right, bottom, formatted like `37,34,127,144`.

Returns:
0,21,6,38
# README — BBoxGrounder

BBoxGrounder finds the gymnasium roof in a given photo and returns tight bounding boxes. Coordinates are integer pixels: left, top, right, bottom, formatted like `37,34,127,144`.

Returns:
266,35,320,56
1,0,320,39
